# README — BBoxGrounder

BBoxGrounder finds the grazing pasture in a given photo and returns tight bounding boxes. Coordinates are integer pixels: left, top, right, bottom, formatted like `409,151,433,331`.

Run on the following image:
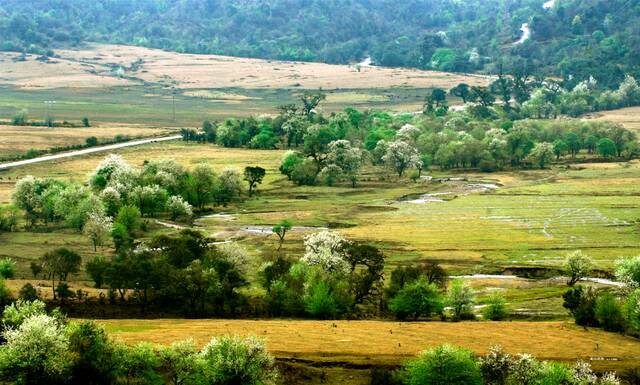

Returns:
99,319,640,372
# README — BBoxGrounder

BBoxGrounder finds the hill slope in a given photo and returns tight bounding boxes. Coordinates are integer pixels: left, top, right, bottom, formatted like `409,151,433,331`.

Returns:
0,0,638,86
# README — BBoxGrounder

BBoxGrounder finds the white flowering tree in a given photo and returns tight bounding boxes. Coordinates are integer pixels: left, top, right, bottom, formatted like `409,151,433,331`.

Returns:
89,154,133,190
165,196,193,220
301,231,350,274
0,315,71,384
615,255,640,292
83,212,113,251
382,140,422,177
11,175,42,227
564,250,593,286
199,335,277,385
327,140,363,187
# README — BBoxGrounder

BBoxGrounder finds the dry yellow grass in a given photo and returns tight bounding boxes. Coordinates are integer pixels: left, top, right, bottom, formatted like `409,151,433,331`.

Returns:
0,124,173,157
98,319,640,371
590,107,640,132
0,52,132,89
0,44,490,90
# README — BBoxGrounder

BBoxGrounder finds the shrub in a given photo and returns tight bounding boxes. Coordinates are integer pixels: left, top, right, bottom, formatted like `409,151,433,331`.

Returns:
507,354,542,385
595,292,626,332
480,346,512,385
562,285,598,326
482,293,508,321
2,300,47,329
404,344,482,385
19,283,39,302
67,321,119,385
0,258,16,279
389,278,444,320
198,335,278,385
538,362,574,385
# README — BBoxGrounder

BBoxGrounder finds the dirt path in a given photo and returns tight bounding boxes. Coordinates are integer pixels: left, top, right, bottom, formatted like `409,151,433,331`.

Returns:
0,135,181,170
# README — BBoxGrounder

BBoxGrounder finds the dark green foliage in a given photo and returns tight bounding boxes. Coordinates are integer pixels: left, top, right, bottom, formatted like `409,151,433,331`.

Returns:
19,283,39,302
562,285,598,327
594,292,626,332
244,166,266,196
67,322,119,385
85,136,98,147
86,255,109,288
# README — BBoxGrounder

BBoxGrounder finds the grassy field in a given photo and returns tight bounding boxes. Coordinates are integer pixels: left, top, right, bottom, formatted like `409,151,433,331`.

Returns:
0,123,174,158
1,141,638,316
98,319,640,372
0,44,489,127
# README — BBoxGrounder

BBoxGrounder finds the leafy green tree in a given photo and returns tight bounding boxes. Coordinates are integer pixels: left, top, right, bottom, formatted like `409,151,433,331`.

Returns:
187,163,217,209
303,125,336,173
594,292,625,332
389,278,444,320
272,219,292,251
214,168,244,206
67,321,119,385
85,136,98,147
597,138,617,159
552,140,568,160
40,248,82,300
564,251,593,286
157,339,204,385
279,151,304,180
526,142,555,169
482,293,508,321
244,166,266,196
86,255,109,288
564,132,581,157
404,344,483,385
0,314,71,384
450,83,471,103
446,279,476,321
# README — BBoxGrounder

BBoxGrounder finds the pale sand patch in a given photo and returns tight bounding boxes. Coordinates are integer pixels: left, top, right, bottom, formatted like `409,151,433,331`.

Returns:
1,43,491,90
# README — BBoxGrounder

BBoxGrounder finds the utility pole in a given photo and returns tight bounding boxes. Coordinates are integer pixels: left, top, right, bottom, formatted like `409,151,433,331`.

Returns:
44,100,56,126
172,87,176,122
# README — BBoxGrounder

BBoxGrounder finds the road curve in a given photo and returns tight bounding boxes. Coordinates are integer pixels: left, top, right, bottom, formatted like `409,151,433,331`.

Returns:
0,135,182,170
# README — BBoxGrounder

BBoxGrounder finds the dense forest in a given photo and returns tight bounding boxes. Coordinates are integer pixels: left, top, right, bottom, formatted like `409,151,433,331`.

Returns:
1,0,639,88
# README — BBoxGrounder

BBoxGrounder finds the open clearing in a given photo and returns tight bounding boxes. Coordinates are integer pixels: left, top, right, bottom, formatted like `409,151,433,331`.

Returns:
0,44,488,126
1,44,490,90
99,319,640,372
591,106,640,133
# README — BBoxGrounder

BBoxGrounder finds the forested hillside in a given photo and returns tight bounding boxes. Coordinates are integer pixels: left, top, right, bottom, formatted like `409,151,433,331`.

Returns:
1,0,638,87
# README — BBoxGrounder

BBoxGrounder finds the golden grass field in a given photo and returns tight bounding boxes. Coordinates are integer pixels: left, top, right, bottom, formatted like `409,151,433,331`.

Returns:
0,124,174,158
592,107,640,133
0,44,490,91
98,319,640,371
